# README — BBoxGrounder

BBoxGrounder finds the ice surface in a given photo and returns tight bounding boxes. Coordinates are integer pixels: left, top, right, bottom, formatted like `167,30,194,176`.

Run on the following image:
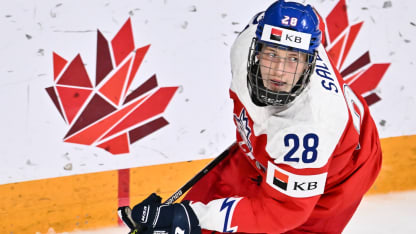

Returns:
343,190,416,233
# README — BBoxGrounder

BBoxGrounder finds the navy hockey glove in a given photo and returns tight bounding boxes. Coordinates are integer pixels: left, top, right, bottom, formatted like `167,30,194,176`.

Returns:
131,193,201,234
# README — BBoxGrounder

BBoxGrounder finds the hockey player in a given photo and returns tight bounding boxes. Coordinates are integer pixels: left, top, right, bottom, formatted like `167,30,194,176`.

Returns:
124,0,382,233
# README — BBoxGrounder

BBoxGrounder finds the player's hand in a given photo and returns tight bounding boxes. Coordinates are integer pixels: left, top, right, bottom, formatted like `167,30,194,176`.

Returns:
130,193,201,234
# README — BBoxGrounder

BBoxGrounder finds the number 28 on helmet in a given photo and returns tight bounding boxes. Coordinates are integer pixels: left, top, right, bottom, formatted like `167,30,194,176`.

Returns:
247,0,322,107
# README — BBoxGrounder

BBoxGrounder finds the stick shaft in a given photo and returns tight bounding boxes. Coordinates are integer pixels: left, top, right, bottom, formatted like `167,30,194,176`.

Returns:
163,142,236,205
121,142,237,234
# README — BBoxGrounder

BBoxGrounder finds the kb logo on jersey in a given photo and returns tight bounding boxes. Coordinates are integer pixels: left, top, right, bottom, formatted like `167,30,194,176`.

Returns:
294,181,319,191
266,162,327,198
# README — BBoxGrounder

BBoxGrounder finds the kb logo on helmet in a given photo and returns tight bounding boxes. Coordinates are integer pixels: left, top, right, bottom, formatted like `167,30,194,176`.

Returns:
285,34,303,44
261,24,312,50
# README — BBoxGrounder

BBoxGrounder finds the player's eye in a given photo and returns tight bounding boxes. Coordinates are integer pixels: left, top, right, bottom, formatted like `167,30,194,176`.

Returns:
287,56,299,62
267,52,277,58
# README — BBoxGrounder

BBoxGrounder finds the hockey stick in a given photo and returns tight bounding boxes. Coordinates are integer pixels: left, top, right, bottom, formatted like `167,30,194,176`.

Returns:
118,142,237,234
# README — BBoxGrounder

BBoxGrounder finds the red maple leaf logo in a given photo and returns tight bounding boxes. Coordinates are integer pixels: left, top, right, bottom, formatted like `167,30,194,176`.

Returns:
46,19,178,155
319,0,390,105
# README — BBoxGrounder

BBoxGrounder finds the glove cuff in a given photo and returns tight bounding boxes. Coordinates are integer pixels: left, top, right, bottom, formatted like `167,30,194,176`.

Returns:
153,201,200,234
171,202,201,234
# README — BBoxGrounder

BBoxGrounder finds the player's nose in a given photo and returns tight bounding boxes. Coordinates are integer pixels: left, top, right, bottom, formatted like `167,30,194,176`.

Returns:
270,58,285,76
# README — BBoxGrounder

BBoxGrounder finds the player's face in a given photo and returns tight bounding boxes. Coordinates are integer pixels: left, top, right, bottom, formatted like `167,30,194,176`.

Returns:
258,46,308,92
